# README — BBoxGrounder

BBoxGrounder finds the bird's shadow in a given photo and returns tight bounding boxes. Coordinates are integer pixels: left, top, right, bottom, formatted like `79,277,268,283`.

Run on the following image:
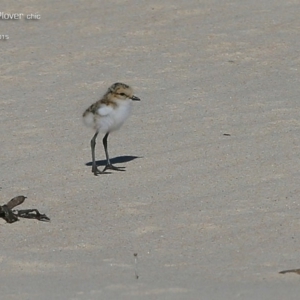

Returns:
85,155,141,167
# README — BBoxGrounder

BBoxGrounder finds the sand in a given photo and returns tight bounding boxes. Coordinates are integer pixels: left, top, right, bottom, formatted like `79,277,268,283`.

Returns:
1,0,300,299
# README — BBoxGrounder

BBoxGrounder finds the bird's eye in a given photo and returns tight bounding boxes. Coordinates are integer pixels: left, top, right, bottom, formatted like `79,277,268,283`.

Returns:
120,93,126,96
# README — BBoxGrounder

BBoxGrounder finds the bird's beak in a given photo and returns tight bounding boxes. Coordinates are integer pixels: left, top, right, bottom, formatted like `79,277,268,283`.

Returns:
131,95,140,101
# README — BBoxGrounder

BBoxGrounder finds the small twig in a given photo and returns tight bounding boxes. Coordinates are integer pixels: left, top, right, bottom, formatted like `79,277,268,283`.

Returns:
134,253,139,279
279,269,300,275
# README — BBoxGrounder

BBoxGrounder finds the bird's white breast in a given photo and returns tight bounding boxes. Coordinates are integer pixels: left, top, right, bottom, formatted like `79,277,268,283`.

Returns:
96,99,132,133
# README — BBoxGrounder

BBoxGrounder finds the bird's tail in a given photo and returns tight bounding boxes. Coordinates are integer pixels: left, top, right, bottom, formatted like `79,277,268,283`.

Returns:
82,110,95,128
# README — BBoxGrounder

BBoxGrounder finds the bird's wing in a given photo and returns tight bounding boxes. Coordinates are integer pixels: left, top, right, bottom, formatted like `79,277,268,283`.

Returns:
97,104,113,116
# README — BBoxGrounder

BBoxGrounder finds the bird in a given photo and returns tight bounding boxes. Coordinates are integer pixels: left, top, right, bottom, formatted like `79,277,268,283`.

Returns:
83,82,140,175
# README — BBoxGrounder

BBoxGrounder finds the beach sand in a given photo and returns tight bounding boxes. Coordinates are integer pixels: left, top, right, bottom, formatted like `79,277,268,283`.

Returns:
1,0,300,299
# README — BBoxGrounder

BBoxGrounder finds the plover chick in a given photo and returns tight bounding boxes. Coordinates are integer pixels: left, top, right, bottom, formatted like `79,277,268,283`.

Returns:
83,82,140,175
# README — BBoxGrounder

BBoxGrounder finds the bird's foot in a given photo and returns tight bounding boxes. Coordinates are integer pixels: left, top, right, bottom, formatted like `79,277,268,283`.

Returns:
102,164,125,172
92,166,109,176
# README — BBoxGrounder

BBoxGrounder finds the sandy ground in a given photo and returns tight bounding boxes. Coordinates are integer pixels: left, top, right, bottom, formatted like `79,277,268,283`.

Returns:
1,0,300,299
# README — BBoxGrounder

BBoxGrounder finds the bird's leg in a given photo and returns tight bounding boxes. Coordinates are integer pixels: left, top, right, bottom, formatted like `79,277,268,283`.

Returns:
90,131,104,175
102,133,125,172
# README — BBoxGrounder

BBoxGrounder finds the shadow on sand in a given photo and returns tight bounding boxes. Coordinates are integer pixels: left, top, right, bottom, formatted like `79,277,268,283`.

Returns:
85,155,141,167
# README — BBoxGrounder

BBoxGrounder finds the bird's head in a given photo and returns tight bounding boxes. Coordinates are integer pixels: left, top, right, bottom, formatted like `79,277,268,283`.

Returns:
108,83,140,101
